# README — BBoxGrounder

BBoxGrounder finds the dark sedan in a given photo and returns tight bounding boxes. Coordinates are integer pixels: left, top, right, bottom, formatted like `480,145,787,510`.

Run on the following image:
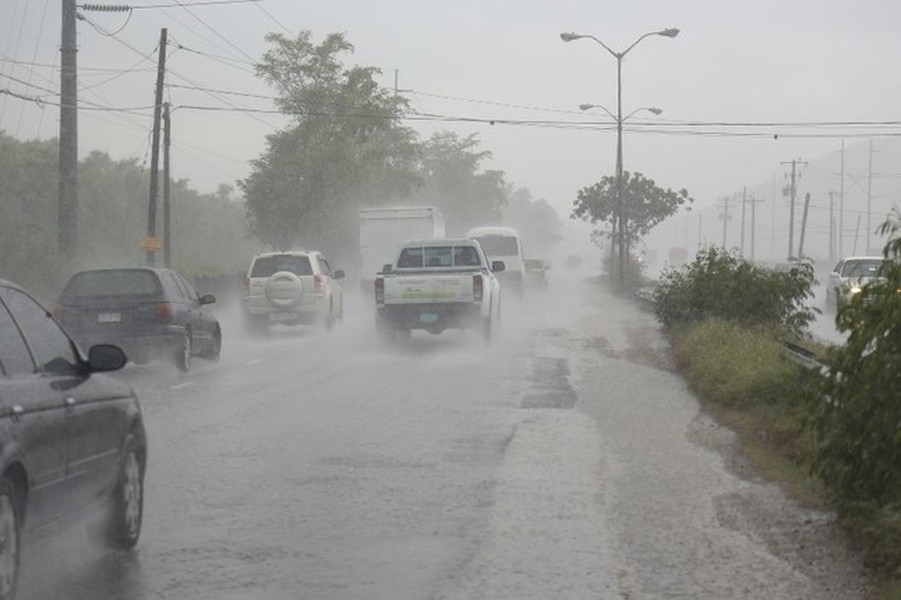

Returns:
0,278,147,600
55,267,221,372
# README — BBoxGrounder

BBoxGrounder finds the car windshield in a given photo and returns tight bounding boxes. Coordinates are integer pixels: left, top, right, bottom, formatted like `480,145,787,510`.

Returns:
841,259,884,278
61,270,161,299
472,235,518,256
251,255,313,277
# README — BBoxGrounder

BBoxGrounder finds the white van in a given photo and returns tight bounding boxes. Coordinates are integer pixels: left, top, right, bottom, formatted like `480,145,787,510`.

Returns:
467,226,525,297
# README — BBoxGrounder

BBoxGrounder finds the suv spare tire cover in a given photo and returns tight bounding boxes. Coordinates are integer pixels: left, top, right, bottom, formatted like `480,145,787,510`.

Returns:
265,271,304,308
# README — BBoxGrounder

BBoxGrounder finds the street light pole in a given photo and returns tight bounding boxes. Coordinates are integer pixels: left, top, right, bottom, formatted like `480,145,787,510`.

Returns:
579,103,661,281
561,28,679,286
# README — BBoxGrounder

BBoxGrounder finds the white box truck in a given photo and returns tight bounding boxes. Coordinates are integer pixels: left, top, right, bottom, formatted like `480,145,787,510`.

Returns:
358,206,445,292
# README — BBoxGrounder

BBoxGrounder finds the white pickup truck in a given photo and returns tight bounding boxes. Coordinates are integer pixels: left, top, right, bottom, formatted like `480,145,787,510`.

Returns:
374,238,505,341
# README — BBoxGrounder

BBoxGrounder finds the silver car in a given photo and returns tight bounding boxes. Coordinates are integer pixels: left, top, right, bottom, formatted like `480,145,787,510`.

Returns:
242,251,345,333
825,256,886,310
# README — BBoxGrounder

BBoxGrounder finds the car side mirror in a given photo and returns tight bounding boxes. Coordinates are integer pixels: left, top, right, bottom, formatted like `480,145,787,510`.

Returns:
491,260,506,273
88,344,128,372
199,293,217,305
333,269,345,280
383,264,393,273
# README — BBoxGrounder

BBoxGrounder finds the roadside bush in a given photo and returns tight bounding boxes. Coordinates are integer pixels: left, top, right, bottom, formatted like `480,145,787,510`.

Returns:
806,215,901,573
671,319,801,408
653,246,817,337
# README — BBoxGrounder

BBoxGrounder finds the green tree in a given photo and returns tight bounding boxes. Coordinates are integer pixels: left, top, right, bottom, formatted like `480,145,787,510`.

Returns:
240,31,420,260
502,186,562,257
0,134,254,298
409,132,506,235
805,213,901,572
809,214,901,506
0,132,59,296
571,170,692,262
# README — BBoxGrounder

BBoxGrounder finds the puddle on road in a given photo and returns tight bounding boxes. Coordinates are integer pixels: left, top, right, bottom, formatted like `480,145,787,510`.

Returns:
521,357,579,409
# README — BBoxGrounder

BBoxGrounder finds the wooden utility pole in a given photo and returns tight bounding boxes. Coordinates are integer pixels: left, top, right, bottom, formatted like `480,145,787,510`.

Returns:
828,191,836,264
740,186,747,256
718,196,732,250
798,192,811,259
839,139,845,258
58,0,78,258
866,138,877,253
781,158,806,259
146,28,167,266
748,194,765,262
163,102,172,268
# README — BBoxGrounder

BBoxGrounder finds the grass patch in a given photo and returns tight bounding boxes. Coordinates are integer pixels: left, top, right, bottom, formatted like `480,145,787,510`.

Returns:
669,318,901,596
668,319,824,507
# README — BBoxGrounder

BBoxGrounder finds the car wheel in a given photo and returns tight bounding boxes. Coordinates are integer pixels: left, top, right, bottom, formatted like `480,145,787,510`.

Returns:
206,326,222,361
244,314,268,336
323,303,335,331
175,329,192,372
0,477,20,600
106,434,144,549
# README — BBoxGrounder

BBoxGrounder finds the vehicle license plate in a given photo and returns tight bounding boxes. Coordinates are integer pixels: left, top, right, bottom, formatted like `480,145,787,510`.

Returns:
269,311,298,322
420,312,439,324
97,312,122,323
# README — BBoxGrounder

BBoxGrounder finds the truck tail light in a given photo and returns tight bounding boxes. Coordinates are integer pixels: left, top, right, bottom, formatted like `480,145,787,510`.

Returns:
374,277,385,305
314,274,324,293
473,274,483,302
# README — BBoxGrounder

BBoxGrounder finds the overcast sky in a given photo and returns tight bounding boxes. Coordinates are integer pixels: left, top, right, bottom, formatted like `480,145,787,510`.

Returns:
2,0,900,261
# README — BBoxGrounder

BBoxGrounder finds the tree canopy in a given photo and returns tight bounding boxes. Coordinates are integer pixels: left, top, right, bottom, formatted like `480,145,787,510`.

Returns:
240,31,420,257
406,132,507,235
571,170,692,253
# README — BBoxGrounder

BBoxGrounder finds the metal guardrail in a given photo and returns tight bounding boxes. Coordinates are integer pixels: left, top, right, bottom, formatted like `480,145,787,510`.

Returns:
630,281,827,371
780,340,826,370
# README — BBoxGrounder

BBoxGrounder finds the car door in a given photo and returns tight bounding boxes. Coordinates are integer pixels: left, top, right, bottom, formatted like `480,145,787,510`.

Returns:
171,272,215,352
3,286,131,517
0,287,74,530
318,257,343,316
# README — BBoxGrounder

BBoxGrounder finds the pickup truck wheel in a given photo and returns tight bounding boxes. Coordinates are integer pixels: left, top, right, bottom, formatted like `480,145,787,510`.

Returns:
321,304,335,331
482,316,492,343
376,315,393,342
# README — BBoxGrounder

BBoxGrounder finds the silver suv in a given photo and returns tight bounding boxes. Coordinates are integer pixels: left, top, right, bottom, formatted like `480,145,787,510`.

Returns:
242,251,345,333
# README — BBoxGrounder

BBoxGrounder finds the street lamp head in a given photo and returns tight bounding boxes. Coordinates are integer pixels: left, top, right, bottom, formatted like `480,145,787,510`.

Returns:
578,103,593,111
658,28,680,38
559,32,584,42
648,107,663,115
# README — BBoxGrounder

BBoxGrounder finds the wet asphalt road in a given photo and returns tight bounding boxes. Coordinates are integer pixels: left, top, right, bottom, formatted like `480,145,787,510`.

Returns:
17,267,870,599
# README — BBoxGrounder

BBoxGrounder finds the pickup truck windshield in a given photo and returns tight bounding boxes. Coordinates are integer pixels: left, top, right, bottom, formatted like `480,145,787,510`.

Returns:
397,246,481,268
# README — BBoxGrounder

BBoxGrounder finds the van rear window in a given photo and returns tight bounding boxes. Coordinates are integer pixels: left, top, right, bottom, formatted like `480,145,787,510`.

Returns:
472,235,518,255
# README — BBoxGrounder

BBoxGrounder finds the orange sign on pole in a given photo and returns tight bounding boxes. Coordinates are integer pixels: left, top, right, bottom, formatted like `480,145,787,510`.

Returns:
141,236,162,252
